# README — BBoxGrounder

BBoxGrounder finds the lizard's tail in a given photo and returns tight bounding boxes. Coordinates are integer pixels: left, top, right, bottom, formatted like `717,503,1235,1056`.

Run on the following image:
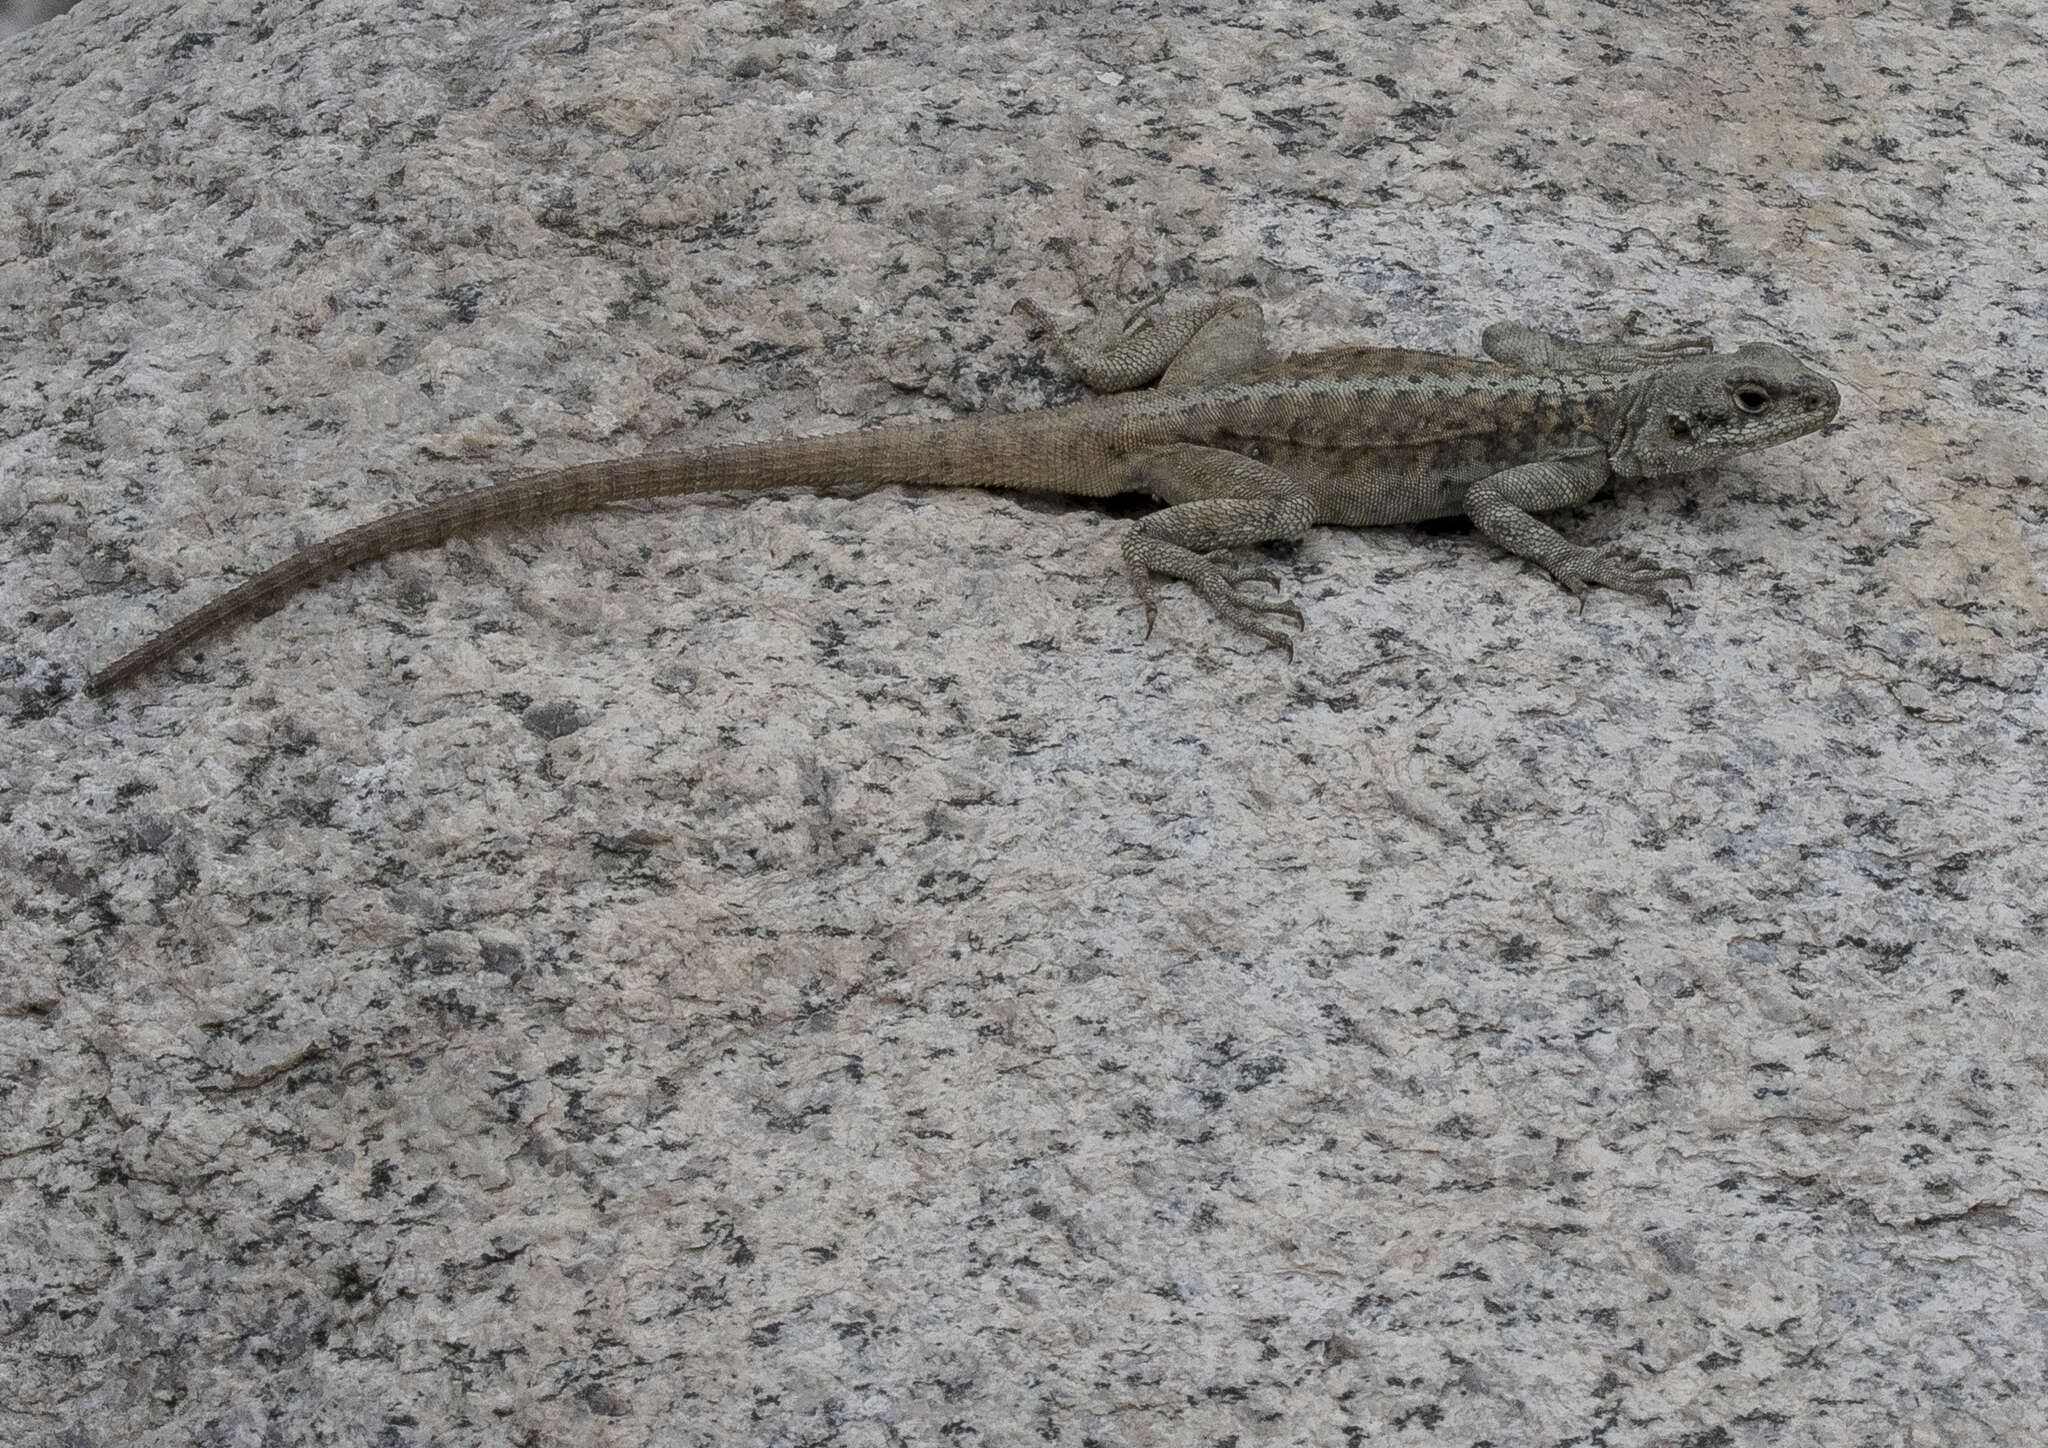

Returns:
85,412,1094,694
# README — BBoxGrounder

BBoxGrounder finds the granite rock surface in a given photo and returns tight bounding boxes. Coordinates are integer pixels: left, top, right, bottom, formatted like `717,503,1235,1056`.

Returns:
2,1,2043,1443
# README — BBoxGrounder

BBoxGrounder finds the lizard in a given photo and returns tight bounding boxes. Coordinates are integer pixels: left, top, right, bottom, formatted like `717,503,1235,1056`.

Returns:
84,256,1840,695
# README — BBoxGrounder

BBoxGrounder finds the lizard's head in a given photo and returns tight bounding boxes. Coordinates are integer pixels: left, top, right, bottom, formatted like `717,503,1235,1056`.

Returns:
1621,343,1839,477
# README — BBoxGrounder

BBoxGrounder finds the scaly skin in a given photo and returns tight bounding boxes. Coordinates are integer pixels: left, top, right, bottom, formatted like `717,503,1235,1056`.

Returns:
86,265,1839,694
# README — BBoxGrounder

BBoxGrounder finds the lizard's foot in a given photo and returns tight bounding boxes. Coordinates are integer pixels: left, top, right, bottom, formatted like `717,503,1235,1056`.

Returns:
1044,237,1168,325
1196,563,1306,653
1019,245,1268,394
1548,544,1692,612
1633,334,1715,358
1015,240,1189,390
1016,289,1161,358
1013,291,1160,386
1127,552,1304,653
1614,312,1715,357
1483,322,1718,373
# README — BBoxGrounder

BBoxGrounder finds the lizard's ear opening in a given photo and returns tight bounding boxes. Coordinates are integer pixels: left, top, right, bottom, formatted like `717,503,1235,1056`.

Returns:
1666,413,1693,440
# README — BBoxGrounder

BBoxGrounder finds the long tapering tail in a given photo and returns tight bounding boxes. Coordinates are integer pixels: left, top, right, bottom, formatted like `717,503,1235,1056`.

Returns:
87,411,1097,694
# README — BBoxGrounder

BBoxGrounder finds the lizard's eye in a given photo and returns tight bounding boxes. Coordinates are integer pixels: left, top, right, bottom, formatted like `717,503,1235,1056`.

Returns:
1732,384,1771,414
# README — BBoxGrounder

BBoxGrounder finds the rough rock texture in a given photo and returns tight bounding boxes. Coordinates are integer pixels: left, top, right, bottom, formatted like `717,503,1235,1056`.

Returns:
0,1,78,41
3,1,2043,1444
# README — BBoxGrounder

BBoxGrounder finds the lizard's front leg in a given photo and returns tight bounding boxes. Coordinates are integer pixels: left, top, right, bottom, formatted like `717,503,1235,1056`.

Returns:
1465,454,1692,607
1481,322,1713,374
1016,241,1267,392
1118,446,1315,651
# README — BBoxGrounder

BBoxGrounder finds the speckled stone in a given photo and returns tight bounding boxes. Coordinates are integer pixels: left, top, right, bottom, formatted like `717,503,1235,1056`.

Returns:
3,1,2043,1444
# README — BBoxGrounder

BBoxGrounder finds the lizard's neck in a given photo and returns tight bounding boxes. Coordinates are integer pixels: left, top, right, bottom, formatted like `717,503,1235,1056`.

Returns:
1603,368,1668,480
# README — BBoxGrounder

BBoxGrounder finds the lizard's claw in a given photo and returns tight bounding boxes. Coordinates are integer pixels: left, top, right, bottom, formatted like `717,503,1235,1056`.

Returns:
1189,559,1305,652
1550,544,1692,611
1024,239,1165,358
1047,237,1158,318
1123,559,1164,641
1124,554,1303,654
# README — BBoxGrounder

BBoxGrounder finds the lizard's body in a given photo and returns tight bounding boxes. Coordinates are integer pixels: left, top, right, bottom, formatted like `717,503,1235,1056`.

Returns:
86,269,1839,694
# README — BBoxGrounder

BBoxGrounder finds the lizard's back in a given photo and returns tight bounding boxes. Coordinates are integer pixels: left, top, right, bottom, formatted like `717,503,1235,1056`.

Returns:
1131,344,1632,527
1229,344,1517,385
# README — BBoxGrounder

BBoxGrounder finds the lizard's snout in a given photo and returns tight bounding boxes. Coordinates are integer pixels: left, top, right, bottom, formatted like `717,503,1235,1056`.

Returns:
1798,373,1841,422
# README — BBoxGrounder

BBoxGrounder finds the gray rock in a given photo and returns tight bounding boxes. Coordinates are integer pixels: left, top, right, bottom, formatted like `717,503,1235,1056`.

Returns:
0,0,79,42
3,2,2042,1444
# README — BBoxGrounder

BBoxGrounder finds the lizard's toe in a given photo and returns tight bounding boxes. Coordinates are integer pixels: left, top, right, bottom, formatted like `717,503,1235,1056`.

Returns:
1219,566,1283,591
1552,544,1692,607
1191,564,1306,650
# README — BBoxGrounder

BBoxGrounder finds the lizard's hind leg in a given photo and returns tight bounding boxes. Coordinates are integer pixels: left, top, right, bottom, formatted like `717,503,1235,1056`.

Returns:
1016,240,1267,392
1119,446,1314,654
